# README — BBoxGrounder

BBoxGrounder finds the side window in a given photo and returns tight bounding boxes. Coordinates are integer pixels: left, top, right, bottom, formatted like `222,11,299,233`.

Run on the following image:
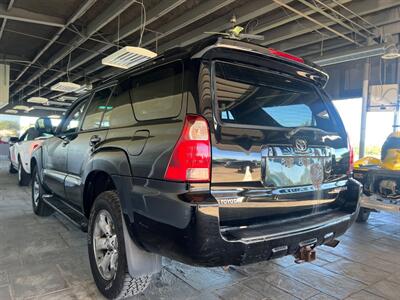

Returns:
61,101,87,135
81,88,113,131
131,61,183,121
102,83,135,128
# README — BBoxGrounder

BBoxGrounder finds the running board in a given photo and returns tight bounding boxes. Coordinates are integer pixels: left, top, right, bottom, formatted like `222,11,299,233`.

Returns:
42,195,88,232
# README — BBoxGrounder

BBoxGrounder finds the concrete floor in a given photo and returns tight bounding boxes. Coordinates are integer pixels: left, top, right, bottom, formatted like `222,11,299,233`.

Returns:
0,160,400,300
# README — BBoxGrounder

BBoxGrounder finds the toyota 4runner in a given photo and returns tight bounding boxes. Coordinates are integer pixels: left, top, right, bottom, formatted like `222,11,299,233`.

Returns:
31,37,360,299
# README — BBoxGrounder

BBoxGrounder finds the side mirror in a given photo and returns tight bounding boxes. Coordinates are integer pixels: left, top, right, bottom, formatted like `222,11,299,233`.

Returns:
9,137,19,145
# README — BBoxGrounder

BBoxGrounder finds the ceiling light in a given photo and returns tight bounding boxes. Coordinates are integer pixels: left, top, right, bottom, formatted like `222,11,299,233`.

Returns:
5,109,18,114
48,115,60,118
13,105,30,111
102,46,157,69
382,44,400,60
27,96,49,104
51,82,82,93
58,95,78,102
74,83,92,94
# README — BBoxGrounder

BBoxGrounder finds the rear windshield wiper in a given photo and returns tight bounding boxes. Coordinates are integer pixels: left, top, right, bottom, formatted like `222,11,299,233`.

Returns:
285,126,333,139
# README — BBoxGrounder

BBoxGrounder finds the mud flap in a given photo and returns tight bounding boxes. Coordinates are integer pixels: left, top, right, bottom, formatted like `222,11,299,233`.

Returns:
122,217,161,277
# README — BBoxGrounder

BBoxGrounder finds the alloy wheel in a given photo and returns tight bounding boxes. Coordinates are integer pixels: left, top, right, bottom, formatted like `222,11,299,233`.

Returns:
93,210,119,280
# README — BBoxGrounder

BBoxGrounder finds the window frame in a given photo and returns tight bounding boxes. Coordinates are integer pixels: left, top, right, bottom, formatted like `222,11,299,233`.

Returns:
210,60,340,133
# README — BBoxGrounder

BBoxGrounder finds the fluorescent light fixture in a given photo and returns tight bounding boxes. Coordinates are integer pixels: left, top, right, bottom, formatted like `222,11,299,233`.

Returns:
74,83,93,94
48,115,60,118
58,95,78,102
51,82,82,92
382,44,400,60
5,109,18,114
102,46,157,69
13,105,30,111
27,97,49,104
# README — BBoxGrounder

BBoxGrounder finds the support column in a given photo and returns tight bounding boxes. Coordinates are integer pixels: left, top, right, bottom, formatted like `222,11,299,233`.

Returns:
359,58,370,158
393,59,400,132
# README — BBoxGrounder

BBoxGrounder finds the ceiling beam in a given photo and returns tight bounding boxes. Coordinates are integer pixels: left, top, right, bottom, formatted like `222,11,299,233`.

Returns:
279,6,400,57
139,0,237,48
11,0,136,98
19,0,188,100
262,0,399,50
249,0,351,36
159,0,294,52
9,0,98,90
67,0,296,88
68,0,237,80
269,0,362,46
0,4,65,27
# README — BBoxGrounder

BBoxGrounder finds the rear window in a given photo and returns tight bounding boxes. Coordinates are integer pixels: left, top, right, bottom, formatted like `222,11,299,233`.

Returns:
213,62,336,131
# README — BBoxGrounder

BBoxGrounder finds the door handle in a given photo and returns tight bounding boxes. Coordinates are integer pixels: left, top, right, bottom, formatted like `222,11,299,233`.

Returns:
89,135,102,147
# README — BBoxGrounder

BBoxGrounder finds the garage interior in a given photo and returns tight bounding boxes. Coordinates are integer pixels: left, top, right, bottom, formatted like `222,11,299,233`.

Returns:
0,0,400,299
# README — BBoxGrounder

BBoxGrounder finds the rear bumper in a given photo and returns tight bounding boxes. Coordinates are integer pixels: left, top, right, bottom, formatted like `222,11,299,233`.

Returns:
113,176,360,267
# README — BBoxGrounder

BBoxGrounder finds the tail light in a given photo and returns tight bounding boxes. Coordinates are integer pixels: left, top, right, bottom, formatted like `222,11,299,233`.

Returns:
164,115,211,182
268,48,304,63
32,143,40,151
348,140,354,174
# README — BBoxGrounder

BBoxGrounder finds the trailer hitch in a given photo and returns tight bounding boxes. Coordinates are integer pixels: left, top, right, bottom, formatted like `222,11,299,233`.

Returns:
294,239,317,263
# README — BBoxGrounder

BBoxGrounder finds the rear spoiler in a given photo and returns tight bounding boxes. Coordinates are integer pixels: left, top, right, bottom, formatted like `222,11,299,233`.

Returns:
192,37,329,87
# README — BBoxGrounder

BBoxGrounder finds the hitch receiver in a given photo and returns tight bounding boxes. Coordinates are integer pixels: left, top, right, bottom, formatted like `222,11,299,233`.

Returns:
294,245,316,264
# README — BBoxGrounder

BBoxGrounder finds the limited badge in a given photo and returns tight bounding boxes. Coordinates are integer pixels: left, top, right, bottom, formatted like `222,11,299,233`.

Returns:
310,163,324,189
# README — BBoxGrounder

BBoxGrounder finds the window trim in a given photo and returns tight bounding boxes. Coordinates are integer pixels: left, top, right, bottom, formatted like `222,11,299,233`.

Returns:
210,60,340,132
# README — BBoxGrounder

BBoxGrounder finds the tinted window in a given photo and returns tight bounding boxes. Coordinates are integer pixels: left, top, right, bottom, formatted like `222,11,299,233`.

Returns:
61,101,87,134
214,62,336,131
102,83,135,128
131,62,183,121
82,88,112,131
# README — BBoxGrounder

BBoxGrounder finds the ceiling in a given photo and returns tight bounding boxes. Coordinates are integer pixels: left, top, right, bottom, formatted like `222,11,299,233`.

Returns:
0,0,399,117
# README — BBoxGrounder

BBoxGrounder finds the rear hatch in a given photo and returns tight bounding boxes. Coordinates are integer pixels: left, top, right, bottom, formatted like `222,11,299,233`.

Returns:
209,60,350,230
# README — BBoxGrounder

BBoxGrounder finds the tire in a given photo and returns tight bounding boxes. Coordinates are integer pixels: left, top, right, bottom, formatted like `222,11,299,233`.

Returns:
9,162,17,174
356,207,370,223
31,166,53,217
88,191,151,299
18,159,31,186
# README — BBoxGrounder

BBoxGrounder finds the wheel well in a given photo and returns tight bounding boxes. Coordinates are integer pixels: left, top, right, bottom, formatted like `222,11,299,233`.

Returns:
83,171,116,218
30,158,37,174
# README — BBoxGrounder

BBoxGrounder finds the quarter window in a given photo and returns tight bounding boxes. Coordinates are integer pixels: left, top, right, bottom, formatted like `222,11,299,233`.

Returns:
81,88,113,131
131,62,183,121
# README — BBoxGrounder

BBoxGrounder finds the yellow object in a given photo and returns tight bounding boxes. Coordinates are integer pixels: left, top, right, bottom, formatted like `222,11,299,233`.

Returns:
230,26,244,37
354,156,381,170
382,149,400,171
354,131,400,171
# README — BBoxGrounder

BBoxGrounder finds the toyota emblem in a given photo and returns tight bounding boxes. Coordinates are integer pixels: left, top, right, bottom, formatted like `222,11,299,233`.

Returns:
294,138,308,152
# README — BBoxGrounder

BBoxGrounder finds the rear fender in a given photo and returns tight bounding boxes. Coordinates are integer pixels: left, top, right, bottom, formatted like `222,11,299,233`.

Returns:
83,149,161,276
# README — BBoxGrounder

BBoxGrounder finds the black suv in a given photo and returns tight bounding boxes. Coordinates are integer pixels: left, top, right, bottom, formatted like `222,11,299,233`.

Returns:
31,37,360,299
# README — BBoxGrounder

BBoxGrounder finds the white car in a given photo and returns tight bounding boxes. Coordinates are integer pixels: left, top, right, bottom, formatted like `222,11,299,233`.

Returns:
9,118,55,186
9,128,52,185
